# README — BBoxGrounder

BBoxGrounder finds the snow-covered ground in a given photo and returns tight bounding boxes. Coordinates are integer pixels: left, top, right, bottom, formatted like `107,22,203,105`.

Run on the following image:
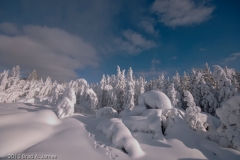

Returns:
1,102,240,160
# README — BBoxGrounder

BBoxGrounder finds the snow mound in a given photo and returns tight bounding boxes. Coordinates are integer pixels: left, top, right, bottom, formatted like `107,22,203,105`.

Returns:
0,109,60,155
96,107,118,118
119,104,147,118
24,98,35,103
123,109,164,140
96,118,145,158
123,108,179,140
138,90,172,109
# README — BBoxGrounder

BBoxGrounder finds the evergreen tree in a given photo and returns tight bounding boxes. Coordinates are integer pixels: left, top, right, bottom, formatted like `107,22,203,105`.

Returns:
172,71,183,107
27,70,39,81
123,81,135,110
213,65,237,102
167,83,178,107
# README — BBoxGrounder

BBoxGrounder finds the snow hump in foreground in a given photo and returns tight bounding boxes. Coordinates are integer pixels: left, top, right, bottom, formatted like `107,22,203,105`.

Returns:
138,90,172,109
97,118,145,158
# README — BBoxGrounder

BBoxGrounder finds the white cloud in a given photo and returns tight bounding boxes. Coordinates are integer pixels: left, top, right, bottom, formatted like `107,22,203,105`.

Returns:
224,52,240,63
139,20,159,36
151,0,214,27
0,22,18,34
0,23,99,80
115,29,157,54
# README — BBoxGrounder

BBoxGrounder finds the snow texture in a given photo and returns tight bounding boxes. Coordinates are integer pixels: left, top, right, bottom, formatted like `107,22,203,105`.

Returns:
138,90,172,109
96,118,145,158
96,107,118,118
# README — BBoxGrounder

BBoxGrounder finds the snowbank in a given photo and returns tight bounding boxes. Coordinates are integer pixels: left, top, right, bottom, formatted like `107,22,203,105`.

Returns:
138,90,172,109
0,109,60,155
96,118,145,158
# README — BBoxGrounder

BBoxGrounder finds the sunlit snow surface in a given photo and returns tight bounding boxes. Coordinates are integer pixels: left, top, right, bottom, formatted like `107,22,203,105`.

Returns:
0,103,240,160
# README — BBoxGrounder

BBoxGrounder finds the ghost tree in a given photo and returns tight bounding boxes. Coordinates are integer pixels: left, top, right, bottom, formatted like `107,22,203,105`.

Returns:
56,88,76,118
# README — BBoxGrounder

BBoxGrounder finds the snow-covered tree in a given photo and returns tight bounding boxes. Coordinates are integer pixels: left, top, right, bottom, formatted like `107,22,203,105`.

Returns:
115,66,126,112
183,90,208,131
7,66,20,87
0,70,9,91
172,71,183,108
199,78,219,115
190,69,202,107
86,88,98,112
38,77,52,97
56,88,76,118
134,76,145,105
123,81,135,110
27,69,39,81
167,83,178,107
213,65,237,102
209,95,240,151
182,71,191,91
126,67,134,82
50,84,65,104
203,62,216,87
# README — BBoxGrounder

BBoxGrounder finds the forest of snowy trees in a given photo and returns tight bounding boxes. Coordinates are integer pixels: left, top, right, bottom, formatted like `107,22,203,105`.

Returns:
0,63,239,117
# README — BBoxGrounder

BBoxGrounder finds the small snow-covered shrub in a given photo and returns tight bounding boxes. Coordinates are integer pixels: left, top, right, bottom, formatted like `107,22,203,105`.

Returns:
97,118,144,158
56,88,76,118
138,90,172,109
212,95,240,151
122,108,179,139
161,108,179,130
184,90,208,131
96,107,118,118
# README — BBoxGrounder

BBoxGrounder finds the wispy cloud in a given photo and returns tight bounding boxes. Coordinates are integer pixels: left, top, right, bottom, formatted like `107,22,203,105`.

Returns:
0,23,99,80
0,22,19,34
171,56,177,60
224,52,240,63
151,59,160,71
115,29,157,54
139,19,159,36
136,59,166,79
151,0,214,27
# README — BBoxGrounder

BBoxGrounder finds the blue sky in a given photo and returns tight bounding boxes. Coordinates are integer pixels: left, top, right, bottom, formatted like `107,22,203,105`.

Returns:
0,0,239,82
